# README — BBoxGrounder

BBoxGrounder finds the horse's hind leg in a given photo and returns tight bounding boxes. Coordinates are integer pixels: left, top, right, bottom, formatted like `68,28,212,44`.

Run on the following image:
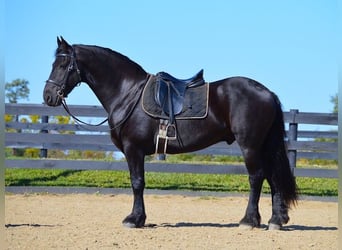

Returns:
265,176,289,230
239,149,265,228
239,149,290,230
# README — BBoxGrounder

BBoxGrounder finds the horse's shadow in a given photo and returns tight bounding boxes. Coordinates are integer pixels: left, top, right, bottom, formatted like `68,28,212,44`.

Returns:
282,225,337,231
157,222,240,228
145,222,337,231
5,223,62,228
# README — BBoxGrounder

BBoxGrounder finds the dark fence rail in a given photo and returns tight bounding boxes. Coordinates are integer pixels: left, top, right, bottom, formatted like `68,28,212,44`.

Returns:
5,103,338,178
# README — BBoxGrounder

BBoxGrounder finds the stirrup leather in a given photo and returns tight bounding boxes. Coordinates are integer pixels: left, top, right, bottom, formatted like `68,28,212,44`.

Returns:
155,120,177,154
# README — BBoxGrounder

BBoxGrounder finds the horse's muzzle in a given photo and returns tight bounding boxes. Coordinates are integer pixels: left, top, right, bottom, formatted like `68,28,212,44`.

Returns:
43,83,62,106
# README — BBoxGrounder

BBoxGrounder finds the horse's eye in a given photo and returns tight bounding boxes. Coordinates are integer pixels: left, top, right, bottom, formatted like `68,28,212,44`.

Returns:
56,60,68,69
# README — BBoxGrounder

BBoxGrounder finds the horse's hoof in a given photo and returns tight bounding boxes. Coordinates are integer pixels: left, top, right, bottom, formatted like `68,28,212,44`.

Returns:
239,223,253,230
268,223,281,230
122,222,137,228
122,214,146,228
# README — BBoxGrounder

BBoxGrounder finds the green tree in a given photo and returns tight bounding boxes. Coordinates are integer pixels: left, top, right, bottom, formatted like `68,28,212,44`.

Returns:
5,79,30,126
330,94,338,113
5,79,30,156
5,79,30,103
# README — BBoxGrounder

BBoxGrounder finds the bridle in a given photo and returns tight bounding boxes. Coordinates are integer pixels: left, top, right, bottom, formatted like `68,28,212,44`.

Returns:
46,47,82,99
46,47,151,130
46,47,109,128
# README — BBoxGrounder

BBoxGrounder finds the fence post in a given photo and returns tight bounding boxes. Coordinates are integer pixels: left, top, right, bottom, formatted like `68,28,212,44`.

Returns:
287,109,298,173
40,115,49,158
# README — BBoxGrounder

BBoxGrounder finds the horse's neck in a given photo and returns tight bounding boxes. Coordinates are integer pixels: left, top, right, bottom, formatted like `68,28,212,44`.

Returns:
81,56,147,114
76,46,148,116
86,73,147,114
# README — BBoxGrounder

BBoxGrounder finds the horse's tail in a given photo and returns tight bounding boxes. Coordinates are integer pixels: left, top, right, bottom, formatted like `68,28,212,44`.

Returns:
264,94,298,207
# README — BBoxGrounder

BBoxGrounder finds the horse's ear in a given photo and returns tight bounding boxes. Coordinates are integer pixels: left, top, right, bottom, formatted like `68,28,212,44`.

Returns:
57,36,62,46
57,36,71,49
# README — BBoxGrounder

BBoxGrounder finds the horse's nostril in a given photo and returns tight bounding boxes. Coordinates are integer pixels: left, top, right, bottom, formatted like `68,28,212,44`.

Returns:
44,94,53,105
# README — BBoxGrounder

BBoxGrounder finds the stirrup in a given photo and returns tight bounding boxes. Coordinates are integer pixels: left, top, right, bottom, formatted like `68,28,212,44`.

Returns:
155,120,177,154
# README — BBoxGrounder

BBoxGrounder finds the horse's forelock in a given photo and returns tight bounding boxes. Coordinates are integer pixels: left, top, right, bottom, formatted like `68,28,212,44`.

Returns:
55,42,74,56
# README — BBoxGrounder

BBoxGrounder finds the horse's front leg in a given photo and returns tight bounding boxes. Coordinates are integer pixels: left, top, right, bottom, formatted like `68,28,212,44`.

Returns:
122,150,146,228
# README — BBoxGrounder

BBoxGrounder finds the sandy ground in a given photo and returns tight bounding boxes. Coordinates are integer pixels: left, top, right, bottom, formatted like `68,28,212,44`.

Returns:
5,193,338,250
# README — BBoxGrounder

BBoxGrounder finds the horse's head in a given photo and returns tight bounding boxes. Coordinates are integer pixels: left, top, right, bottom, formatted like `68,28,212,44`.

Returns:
43,36,82,106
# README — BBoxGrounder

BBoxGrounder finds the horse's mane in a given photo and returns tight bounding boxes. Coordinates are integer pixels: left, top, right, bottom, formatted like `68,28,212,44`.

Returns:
74,44,146,73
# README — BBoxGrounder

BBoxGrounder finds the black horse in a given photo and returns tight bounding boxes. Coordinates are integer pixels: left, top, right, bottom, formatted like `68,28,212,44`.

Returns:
44,37,297,230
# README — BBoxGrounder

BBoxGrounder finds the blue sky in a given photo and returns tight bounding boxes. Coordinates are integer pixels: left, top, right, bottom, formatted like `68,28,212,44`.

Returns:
5,1,337,113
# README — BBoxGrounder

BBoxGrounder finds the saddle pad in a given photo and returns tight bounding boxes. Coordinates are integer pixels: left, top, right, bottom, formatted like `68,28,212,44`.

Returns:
142,75,209,120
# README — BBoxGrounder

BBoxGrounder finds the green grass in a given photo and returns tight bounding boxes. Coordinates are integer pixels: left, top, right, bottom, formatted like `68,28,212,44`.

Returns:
5,153,337,196
5,168,337,196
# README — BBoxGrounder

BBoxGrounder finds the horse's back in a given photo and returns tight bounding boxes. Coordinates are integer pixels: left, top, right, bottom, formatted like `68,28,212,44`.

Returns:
211,76,277,112
212,76,275,100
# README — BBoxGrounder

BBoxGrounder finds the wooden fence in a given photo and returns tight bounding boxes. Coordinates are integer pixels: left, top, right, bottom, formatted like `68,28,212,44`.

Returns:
5,103,338,178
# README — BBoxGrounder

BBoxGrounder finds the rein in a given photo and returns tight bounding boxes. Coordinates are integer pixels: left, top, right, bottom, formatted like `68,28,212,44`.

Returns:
58,74,153,131
60,98,109,127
